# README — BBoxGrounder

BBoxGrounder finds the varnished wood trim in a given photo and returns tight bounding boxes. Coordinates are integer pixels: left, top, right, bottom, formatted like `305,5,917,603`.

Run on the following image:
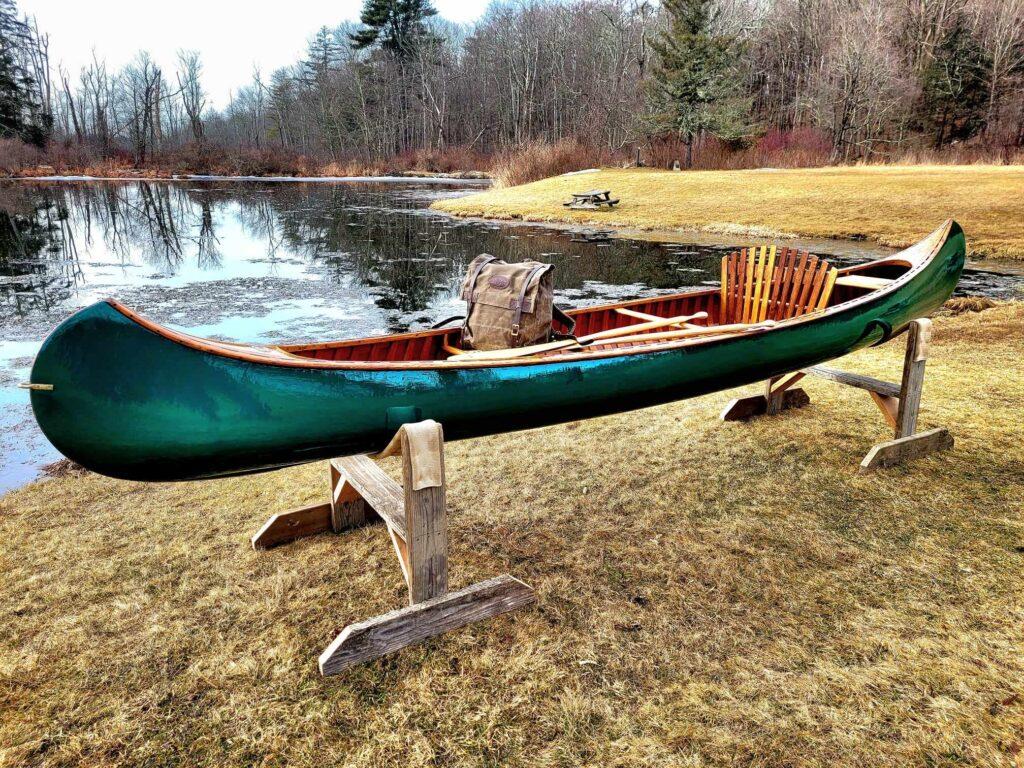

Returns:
104,221,953,372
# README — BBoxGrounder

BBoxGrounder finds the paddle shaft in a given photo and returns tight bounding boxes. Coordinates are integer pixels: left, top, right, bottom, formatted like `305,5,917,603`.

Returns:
581,321,773,349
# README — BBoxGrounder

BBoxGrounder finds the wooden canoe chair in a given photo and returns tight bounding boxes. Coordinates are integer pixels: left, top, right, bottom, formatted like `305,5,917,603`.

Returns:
720,246,838,324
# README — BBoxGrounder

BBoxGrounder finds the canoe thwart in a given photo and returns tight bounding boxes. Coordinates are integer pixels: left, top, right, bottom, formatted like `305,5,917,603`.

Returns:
251,419,534,676
834,274,895,290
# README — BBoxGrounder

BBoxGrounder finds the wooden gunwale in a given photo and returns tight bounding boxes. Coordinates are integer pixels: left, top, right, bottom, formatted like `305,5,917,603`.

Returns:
103,222,948,372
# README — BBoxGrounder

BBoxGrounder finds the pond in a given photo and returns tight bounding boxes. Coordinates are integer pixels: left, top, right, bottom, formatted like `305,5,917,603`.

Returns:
1,179,1021,493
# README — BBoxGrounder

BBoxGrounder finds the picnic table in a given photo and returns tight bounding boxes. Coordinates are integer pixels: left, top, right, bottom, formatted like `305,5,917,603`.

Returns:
563,189,619,210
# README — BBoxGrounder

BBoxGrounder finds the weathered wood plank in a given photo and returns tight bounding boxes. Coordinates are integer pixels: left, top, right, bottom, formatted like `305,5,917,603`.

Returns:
402,424,448,604
869,391,900,429
804,366,901,399
334,455,407,541
330,461,380,532
318,575,536,676
720,387,810,421
250,502,333,550
859,428,953,473
896,319,931,438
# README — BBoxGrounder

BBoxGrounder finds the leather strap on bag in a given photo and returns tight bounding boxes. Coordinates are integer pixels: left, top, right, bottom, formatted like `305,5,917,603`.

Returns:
462,255,497,344
511,263,550,341
552,304,576,337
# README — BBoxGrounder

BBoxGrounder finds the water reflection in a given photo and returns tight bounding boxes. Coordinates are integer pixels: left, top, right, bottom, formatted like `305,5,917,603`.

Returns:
0,182,735,337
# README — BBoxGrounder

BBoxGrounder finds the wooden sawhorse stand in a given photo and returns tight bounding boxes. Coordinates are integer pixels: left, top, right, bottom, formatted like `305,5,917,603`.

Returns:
250,420,536,676
721,318,953,472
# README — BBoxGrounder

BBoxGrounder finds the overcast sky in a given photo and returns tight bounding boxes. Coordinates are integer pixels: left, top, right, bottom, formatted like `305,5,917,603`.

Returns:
19,0,490,109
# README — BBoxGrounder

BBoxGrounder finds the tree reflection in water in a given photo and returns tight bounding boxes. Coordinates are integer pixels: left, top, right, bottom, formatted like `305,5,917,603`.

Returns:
0,181,731,332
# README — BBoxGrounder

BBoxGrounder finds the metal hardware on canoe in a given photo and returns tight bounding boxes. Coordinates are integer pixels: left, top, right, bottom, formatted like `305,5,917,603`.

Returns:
455,311,710,361
18,382,54,391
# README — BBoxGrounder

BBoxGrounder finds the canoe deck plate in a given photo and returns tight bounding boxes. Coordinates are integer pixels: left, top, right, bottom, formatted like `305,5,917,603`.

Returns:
720,318,952,472
250,419,536,676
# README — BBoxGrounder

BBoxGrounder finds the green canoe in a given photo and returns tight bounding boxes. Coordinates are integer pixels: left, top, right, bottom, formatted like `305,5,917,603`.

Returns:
28,220,965,482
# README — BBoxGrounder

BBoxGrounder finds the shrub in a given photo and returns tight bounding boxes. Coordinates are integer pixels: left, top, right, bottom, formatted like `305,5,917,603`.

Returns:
490,140,615,187
0,138,42,175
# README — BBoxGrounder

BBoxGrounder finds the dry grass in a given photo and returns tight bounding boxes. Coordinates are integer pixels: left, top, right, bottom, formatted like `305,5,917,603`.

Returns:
2,304,1023,767
431,166,1024,260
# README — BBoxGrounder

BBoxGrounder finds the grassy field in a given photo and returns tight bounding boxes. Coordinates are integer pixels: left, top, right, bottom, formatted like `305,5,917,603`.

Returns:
2,303,1022,767
431,166,1024,260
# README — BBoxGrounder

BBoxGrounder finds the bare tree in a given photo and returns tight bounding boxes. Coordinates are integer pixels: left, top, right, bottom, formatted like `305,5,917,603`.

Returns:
176,49,206,142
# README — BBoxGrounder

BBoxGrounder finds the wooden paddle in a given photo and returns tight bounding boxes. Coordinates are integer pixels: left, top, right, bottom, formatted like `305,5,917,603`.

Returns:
581,320,776,349
456,311,709,361
457,316,776,361
615,307,703,328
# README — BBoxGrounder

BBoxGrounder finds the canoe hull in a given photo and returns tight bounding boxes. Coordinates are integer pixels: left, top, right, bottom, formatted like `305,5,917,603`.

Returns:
30,223,965,481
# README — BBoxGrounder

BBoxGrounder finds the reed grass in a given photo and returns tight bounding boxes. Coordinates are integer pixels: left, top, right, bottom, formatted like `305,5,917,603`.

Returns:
1,303,1022,767
432,166,1024,260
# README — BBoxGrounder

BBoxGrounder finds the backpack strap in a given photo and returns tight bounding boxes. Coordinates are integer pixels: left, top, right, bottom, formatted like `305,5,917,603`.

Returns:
510,263,550,342
461,255,497,344
552,304,576,336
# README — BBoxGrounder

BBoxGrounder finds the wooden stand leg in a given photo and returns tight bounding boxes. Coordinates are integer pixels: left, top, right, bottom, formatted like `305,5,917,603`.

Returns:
895,319,929,439
859,319,952,472
400,426,448,603
250,420,536,675
721,371,809,421
720,319,952,471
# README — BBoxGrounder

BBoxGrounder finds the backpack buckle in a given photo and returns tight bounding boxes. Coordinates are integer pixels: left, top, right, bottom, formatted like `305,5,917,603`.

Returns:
510,323,521,338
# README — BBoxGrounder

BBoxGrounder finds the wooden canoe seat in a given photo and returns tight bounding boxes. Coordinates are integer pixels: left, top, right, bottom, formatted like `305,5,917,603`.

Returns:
720,246,838,324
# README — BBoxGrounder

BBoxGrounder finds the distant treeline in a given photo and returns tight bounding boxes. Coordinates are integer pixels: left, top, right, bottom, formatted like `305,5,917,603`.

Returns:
1,0,1023,178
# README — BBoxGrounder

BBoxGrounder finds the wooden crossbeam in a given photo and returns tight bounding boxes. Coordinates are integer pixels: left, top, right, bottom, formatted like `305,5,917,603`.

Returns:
318,575,536,676
251,502,333,550
804,366,901,399
860,428,953,473
333,455,407,540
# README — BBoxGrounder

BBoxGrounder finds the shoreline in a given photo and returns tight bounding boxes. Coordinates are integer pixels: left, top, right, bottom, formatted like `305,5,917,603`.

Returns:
427,207,1024,277
431,166,1024,261
8,173,492,185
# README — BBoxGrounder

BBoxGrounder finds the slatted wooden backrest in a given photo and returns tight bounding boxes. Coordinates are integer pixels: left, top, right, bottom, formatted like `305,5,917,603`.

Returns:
720,247,838,323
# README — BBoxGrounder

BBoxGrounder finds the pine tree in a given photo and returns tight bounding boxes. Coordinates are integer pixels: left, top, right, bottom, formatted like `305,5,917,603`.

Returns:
304,26,340,82
0,0,44,146
349,0,437,59
649,0,749,167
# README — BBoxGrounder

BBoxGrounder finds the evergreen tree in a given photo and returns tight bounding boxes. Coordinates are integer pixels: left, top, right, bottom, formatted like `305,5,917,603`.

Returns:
921,18,991,147
649,0,749,167
304,26,340,82
0,0,36,143
349,0,437,58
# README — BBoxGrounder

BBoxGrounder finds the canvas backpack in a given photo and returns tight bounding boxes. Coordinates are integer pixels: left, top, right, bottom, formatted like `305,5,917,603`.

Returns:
458,254,575,351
